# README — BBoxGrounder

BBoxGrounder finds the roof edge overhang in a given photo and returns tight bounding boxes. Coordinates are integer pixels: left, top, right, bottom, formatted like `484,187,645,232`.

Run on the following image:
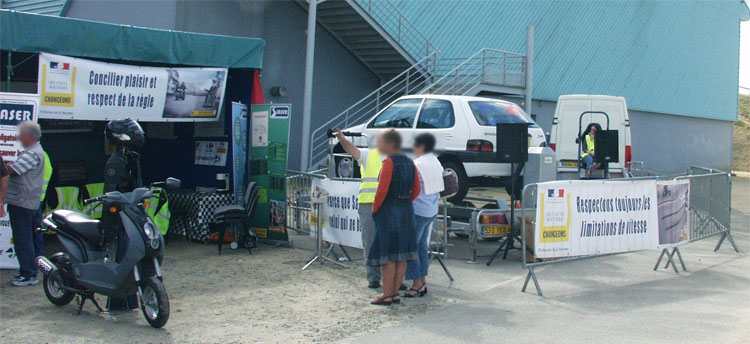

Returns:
0,9,265,69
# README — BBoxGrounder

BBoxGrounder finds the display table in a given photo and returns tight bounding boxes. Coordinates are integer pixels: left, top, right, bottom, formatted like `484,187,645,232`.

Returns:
167,189,234,242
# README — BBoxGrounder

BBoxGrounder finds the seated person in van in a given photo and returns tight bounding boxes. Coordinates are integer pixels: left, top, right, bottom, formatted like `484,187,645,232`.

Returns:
579,123,602,177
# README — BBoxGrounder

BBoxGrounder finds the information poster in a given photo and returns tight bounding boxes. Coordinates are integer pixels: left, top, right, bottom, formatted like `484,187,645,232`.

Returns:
534,180,659,259
251,109,268,147
310,178,363,248
0,209,16,269
656,180,690,248
194,141,228,166
248,104,291,242
231,103,248,204
38,53,227,122
0,92,39,269
0,92,38,162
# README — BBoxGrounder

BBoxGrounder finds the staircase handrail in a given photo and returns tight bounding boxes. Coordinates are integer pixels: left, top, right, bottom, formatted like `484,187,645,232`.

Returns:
308,52,438,168
353,0,441,58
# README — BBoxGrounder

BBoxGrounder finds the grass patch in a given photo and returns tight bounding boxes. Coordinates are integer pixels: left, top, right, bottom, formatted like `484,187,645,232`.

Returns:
734,94,750,171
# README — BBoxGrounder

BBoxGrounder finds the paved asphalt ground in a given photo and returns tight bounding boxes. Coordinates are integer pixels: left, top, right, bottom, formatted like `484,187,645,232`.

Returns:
345,177,750,344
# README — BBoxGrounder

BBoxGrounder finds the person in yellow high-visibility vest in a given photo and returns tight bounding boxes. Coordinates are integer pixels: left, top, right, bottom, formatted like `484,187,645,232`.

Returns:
333,128,387,289
31,152,53,257
580,123,602,177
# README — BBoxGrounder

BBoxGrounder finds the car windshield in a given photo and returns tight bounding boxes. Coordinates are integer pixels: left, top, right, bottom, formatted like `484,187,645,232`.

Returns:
368,98,423,128
469,101,533,126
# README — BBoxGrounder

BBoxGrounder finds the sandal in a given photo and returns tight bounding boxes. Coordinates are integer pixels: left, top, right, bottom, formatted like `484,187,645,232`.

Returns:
391,294,401,304
403,283,424,298
370,295,393,306
403,288,420,298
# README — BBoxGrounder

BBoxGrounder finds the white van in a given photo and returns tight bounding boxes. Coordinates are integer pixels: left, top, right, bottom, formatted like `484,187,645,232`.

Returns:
549,95,632,178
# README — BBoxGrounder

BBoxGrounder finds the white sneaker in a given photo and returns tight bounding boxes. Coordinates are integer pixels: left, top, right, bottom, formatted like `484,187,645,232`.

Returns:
11,276,39,286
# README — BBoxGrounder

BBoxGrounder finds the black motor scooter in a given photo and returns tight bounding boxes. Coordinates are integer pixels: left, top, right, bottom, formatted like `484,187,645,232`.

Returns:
37,178,180,328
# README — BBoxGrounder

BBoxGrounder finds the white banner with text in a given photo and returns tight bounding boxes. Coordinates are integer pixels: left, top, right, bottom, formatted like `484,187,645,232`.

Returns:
38,53,227,122
310,178,363,249
0,93,39,269
534,180,660,259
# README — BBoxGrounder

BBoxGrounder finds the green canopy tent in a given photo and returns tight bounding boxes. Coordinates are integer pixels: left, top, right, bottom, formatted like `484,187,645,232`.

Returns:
1,9,265,77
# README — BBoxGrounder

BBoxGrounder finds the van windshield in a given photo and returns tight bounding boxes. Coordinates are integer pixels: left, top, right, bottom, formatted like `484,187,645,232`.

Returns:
469,101,533,126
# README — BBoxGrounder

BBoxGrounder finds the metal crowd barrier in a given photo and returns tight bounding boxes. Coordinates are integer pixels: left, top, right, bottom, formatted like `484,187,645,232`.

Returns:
681,167,735,248
285,170,454,280
520,168,737,296
286,171,325,235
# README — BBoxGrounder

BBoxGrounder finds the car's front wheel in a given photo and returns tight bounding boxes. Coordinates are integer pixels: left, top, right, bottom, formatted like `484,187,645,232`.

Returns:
441,160,468,202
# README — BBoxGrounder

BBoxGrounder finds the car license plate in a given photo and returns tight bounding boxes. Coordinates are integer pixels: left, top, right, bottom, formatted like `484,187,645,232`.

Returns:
560,160,578,167
482,224,510,236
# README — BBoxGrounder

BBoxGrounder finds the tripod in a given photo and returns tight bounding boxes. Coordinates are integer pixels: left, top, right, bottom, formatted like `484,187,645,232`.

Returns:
302,191,346,270
486,161,525,266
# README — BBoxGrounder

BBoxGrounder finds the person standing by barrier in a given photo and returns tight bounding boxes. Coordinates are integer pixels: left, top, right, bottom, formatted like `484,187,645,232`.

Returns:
369,129,420,305
5,122,47,286
333,128,386,289
580,123,602,177
404,133,443,297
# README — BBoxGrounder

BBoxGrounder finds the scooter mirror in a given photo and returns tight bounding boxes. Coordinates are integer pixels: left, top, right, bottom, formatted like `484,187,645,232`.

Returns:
165,177,181,189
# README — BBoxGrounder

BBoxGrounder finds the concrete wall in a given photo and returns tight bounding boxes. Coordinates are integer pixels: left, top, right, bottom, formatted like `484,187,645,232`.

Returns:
63,0,380,170
64,0,178,29
258,1,380,170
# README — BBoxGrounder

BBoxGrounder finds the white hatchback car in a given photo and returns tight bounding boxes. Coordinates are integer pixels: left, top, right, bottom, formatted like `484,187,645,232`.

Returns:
335,95,547,200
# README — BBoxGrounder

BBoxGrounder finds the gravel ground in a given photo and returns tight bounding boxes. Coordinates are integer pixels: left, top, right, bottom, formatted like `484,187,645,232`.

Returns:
2,180,747,343
0,235,448,344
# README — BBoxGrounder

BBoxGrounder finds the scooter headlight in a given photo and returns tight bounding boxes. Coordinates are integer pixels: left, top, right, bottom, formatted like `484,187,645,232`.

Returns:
143,223,157,240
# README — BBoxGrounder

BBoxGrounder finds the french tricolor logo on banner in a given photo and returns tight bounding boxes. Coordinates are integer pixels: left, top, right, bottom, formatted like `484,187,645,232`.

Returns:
49,62,70,70
547,189,564,198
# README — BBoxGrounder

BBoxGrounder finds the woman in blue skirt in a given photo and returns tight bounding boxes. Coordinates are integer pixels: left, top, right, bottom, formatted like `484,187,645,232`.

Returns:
369,129,421,306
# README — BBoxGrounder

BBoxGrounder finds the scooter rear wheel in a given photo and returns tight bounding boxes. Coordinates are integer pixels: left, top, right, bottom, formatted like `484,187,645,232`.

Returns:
43,272,75,306
140,276,170,328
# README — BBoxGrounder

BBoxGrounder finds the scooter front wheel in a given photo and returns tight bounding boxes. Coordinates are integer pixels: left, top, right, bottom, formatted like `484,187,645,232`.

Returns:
140,276,170,328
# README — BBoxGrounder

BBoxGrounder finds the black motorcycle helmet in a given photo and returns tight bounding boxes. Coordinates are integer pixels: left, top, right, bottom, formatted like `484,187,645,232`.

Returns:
105,118,145,147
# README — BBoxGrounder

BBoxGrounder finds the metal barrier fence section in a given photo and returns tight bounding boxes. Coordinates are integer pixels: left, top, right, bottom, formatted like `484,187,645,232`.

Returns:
520,169,737,296
680,171,734,246
286,171,324,235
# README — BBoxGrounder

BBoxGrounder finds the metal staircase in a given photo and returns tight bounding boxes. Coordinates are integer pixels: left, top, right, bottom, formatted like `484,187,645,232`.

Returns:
308,48,529,170
305,1,531,170
311,0,438,80
422,48,526,97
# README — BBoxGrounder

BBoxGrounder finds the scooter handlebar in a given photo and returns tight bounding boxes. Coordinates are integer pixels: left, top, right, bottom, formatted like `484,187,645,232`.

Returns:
83,196,103,205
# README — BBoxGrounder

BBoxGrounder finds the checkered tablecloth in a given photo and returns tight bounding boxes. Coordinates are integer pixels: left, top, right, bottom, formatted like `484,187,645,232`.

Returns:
167,189,234,242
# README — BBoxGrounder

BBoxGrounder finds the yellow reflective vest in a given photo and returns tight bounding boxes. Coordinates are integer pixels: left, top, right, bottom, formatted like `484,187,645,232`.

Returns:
358,149,382,204
83,183,105,219
41,152,53,202
49,186,81,213
581,134,595,158
146,188,170,235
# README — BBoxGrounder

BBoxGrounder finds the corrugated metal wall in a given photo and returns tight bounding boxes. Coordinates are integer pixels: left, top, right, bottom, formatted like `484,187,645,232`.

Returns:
392,0,748,121
1,0,67,15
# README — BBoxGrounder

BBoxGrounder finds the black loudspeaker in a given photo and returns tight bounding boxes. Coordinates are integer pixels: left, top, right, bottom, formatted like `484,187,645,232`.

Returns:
496,123,529,163
595,130,619,164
